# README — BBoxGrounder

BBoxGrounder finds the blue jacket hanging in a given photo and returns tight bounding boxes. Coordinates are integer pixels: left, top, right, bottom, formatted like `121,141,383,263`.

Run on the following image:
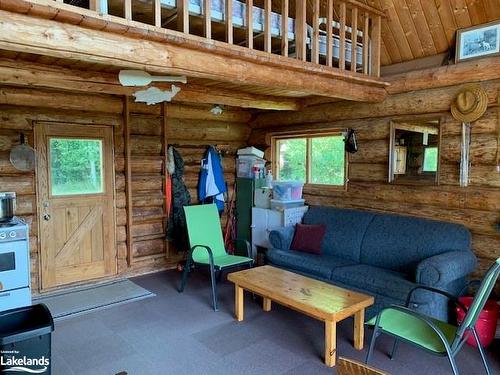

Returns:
199,146,227,212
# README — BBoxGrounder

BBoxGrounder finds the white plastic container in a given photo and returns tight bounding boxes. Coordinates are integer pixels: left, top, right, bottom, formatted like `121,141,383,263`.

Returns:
237,147,265,158
237,156,266,178
272,181,304,201
270,199,306,210
254,188,272,209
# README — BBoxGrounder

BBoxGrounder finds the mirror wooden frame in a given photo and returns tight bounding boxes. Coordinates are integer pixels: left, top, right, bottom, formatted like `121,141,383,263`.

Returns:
388,119,442,185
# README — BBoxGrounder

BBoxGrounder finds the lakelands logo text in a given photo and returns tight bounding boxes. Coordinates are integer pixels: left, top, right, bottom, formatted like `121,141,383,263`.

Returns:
1,351,49,373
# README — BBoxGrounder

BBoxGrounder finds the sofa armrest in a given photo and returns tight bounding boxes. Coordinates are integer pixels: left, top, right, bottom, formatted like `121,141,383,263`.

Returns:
415,250,477,287
268,226,296,251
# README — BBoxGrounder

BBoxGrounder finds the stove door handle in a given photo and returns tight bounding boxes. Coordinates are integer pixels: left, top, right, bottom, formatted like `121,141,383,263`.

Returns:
43,213,51,221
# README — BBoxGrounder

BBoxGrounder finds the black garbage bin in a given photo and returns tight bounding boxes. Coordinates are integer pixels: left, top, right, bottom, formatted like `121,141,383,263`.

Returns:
0,304,54,374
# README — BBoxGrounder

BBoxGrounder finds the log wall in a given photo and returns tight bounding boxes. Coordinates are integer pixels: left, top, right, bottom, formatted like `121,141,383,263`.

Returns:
0,86,250,293
251,81,500,294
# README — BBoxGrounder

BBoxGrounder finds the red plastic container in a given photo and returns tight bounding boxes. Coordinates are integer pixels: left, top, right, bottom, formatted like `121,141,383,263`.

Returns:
455,296,498,348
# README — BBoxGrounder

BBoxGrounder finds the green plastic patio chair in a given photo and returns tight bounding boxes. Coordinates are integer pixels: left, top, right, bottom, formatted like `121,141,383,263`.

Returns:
365,257,500,375
178,204,254,311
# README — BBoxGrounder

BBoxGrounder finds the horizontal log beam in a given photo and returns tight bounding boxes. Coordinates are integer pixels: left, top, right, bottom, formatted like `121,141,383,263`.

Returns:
0,58,300,111
252,79,500,128
385,56,500,94
0,4,388,102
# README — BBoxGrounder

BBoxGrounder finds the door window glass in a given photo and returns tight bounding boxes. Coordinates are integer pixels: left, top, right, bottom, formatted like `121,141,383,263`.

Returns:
49,138,104,196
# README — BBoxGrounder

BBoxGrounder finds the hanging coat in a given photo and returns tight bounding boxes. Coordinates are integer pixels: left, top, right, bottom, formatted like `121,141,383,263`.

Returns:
198,146,227,212
166,146,191,252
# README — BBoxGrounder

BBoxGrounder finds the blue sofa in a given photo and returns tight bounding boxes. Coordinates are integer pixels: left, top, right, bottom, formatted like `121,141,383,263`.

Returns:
267,206,477,321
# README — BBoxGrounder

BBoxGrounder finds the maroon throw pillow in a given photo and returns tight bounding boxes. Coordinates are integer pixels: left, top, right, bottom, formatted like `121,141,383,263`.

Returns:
290,223,326,255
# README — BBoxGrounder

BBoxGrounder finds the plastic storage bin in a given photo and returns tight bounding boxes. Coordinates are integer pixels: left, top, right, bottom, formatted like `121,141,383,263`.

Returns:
237,156,266,178
0,304,54,374
272,181,304,200
270,199,305,210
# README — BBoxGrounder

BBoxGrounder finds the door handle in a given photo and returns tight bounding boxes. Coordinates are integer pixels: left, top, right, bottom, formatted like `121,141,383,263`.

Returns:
43,213,51,221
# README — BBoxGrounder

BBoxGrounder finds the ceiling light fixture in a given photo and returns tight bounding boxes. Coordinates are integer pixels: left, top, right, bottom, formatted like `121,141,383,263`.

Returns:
210,104,224,116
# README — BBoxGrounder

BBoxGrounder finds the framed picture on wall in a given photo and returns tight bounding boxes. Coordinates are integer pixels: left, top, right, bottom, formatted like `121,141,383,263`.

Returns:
456,21,500,62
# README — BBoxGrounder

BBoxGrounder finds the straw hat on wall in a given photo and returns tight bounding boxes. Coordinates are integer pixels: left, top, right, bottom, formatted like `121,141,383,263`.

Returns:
451,85,488,123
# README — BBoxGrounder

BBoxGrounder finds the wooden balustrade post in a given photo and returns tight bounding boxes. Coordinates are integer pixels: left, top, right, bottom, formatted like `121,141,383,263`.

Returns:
264,0,271,53
204,0,212,38
178,0,189,33
226,0,233,44
295,0,306,61
246,0,253,48
339,1,346,70
153,0,161,27
326,0,333,67
371,15,381,77
124,0,132,20
281,0,288,56
311,0,320,64
362,12,369,74
350,7,358,72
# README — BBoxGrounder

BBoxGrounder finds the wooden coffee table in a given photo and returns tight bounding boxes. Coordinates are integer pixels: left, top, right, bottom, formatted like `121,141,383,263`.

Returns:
227,265,374,367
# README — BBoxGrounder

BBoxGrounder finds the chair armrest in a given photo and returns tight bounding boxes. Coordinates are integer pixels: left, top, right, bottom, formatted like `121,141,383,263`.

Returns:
190,245,215,266
415,251,477,287
268,226,296,251
232,238,253,259
405,285,467,312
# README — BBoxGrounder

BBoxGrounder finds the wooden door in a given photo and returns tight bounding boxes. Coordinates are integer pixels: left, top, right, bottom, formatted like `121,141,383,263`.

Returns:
36,123,116,290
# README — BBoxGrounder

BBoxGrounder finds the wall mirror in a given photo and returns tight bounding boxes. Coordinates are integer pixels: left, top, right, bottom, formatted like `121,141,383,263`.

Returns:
388,119,441,185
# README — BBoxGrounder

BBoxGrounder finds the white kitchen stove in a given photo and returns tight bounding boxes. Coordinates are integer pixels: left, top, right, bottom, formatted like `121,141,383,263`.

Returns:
0,216,31,312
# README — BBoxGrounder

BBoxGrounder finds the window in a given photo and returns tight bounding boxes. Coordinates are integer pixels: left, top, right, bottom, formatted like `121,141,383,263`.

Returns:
274,134,346,186
423,147,438,172
49,138,104,196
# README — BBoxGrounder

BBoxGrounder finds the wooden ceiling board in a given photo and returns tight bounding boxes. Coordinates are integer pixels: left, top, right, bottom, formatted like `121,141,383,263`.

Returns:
405,0,438,55
392,0,425,58
373,0,499,66
420,0,450,52
380,42,392,65
379,0,415,60
450,0,473,28
482,0,500,20
466,0,487,24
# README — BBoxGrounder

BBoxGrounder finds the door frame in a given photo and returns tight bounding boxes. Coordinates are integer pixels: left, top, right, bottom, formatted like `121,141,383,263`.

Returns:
34,121,117,292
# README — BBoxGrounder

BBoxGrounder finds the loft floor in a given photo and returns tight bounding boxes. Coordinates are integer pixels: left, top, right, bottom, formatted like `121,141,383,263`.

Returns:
51,269,500,375
0,0,388,104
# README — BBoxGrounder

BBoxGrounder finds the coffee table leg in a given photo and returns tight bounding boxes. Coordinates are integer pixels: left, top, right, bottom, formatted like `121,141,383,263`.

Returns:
354,308,365,350
235,285,244,321
325,320,336,367
263,297,272,312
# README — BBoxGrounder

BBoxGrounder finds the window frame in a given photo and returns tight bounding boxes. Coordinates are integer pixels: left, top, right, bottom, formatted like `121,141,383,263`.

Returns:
271,130,348,190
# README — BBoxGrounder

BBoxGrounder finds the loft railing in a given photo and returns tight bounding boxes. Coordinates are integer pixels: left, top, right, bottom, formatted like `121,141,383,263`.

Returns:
62,0,383,77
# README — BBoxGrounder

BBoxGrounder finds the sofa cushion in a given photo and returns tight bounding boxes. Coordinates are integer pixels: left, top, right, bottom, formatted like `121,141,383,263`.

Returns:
331,264,420,302
360,214,471,274
302,206,375,261
266,249,356,280
290,223,326,255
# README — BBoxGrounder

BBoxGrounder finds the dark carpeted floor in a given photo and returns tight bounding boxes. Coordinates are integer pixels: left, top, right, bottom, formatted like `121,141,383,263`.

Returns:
51,269,500,375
